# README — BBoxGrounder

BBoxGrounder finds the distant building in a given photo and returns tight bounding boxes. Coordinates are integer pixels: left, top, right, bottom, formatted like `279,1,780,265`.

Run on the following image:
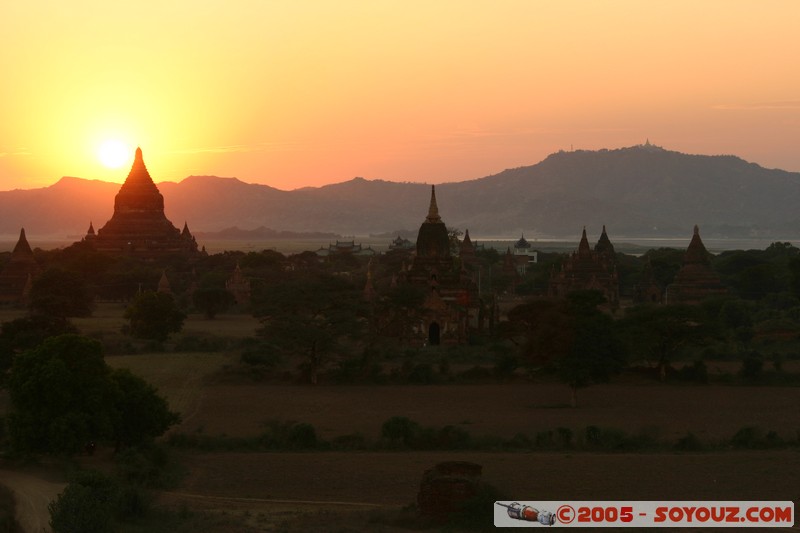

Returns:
548,226,619,306
511,234,538,275
226,263,251,306
0,228,41,306
315,240,376,257
666,225,727,303
89,147,200,259
157,270,172,295
388,235,414,251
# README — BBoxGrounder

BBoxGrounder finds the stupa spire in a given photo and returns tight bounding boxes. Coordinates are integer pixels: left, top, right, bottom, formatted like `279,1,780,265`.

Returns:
577,226,591,256
425,185,441,223
120,146,158,194
685,224,709,265
12,228,34,257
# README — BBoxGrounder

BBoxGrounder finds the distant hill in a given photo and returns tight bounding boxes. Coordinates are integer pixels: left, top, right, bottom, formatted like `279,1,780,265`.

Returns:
3,144,800,240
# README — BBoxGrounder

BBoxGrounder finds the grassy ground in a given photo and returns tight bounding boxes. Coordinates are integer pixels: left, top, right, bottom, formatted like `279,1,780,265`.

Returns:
4,305,800,531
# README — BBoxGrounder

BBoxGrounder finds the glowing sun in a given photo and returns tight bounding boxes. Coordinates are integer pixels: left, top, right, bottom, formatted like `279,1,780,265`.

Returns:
97,139,132,168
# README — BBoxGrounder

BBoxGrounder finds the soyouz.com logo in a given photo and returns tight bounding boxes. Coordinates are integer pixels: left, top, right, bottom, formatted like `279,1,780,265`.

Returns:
494,501,794,527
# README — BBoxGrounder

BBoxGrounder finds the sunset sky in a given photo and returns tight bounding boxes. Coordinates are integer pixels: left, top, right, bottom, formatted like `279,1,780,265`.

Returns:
1,1,798,190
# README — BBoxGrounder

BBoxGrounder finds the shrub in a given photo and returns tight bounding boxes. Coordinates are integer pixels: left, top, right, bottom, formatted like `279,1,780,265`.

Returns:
434,425,472,450
287,423,319,449
535,430,555,449
505,433,533,450
674,432,704,451
556,427,573,448
49,471,118,533
739,353,764,382
676,361,709,383
240,344,282,368
407,363,438,384
730,426,762,449
493,354,519,380
380,416,421,448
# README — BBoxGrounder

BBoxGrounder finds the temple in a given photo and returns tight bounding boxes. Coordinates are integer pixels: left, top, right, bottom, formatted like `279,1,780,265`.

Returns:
90,148,199,258
548,226,619,306
402,186,479,345
666,225,727,303
0,228,41,306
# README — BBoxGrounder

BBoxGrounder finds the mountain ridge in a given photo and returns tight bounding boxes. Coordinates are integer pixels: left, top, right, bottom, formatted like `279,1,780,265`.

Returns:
3,145,800,240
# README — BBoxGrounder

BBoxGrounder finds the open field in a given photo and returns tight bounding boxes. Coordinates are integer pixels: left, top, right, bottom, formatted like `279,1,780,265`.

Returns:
3,307,800,531
174,450,800,505
73,302,262,339
172,381,800,443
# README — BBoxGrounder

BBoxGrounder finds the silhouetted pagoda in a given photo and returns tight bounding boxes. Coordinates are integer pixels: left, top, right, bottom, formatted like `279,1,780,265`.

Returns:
402,186,479,345
90,148,199,258
666,225,727,303
548,226,619,306
0,228,41,306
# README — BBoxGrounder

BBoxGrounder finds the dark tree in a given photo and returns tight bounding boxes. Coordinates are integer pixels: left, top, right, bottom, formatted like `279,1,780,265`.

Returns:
503,290,625,406
125,291,185,342
192,287,234,319
109,369,180,450
556,292,626,406
252,274,367,384
0,315,78,381
621,303,713,381
29,268,94,318
374,284,426,341
8,335,116,454
49,470,118,533
8,334,179,455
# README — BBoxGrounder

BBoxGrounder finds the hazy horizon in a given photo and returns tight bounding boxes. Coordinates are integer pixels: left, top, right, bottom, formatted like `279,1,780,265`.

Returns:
2,1,799,190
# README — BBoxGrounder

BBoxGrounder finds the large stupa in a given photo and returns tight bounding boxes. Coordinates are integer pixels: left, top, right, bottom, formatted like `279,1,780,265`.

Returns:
90,148,199,258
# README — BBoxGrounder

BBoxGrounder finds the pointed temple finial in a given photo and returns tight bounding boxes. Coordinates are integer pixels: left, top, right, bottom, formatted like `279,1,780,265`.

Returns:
426,185,441,223
135,146,143,160
578,226,591,255
12,228,34,256
693,224,699,236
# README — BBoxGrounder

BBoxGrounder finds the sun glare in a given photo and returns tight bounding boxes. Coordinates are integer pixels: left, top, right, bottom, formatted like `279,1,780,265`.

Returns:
97,140,132,169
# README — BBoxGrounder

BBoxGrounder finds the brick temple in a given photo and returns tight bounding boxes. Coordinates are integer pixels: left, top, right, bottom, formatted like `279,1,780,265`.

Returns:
666,225,727,303
87,147,199,258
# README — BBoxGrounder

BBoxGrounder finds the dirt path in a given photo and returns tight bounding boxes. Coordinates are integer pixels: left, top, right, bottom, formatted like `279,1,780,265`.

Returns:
0,469,65,533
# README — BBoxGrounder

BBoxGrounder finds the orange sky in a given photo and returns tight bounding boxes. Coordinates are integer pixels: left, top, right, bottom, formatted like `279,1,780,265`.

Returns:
1,1,799,190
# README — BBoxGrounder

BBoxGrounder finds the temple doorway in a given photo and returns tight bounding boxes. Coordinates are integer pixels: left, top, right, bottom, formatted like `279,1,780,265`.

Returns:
428,322,441,346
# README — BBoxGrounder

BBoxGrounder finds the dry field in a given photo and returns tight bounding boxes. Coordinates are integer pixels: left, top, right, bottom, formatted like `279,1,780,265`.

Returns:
175,381,800,443
107,352,800,531
73,302,262,339
3,306,800,531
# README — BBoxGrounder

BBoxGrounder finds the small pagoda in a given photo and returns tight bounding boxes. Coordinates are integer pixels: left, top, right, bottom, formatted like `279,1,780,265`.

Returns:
90,147,199,258
0,228,41,306
666,225,727,303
